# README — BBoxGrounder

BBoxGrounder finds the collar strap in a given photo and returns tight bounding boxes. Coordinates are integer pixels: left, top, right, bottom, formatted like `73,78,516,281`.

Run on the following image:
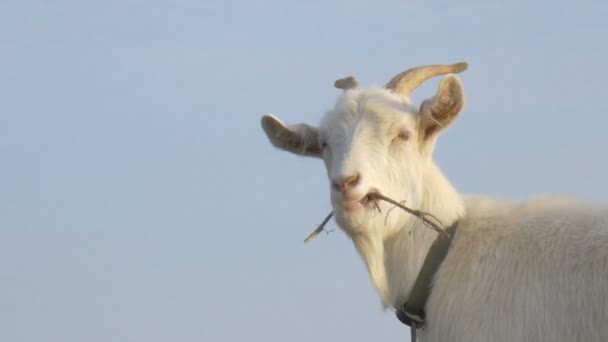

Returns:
396,221,459,329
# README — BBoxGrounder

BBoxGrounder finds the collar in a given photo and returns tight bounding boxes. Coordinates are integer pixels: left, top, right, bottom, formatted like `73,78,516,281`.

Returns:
396,221,459,329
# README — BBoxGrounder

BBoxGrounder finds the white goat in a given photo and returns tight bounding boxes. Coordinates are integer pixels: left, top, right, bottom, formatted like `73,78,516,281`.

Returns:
260,63,608,342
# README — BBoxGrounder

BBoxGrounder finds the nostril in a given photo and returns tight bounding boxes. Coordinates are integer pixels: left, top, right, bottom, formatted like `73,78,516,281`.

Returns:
344,173,360,190
333,173,361,193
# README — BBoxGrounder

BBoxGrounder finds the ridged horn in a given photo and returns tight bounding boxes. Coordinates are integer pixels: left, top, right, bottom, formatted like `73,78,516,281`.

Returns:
385,62,468,95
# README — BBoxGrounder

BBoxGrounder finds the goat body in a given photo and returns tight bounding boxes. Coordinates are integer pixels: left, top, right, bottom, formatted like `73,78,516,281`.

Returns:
260,63,608,341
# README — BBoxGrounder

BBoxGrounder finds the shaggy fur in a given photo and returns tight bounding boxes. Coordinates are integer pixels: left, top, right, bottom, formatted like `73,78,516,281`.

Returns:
261,70,608,341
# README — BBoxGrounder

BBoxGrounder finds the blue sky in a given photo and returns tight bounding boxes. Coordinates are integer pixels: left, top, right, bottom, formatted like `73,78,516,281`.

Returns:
1,1,607,341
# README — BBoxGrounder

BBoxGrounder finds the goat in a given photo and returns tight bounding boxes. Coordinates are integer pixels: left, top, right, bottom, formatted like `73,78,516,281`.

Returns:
260,62,608,341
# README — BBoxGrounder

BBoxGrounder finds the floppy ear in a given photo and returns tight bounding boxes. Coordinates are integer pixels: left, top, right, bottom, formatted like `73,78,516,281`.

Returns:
418,74,465,143
260,114,322,158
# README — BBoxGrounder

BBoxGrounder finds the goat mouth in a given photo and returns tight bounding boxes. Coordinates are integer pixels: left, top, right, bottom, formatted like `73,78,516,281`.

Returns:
360,193,377,206
342,192,378,212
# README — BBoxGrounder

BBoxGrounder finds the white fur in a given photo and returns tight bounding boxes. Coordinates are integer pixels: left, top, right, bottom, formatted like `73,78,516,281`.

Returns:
261,79,608,341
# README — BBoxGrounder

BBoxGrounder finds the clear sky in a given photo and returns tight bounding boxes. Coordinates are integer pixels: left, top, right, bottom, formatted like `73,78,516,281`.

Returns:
1,1,607,341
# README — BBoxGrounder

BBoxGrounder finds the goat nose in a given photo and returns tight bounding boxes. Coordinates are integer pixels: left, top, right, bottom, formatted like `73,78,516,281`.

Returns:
332,173,360,193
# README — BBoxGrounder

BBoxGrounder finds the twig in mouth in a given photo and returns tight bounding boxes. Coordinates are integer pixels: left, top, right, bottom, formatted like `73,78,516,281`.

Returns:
368,192,449,239
303,192,447,243
304,210,334,243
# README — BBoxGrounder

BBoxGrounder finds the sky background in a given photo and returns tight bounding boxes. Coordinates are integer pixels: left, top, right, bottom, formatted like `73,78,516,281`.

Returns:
1,1,607,341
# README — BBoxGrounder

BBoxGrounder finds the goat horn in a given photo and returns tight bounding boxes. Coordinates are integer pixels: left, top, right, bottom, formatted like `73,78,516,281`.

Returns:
334,76,359,91
385,62,468,95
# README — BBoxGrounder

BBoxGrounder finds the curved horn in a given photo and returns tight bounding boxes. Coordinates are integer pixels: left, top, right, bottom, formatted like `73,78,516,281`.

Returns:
334,76,359,91
385,62,468,95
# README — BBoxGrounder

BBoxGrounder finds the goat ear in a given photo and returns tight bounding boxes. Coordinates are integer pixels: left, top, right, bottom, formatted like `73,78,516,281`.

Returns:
260,114,322,158
418,75,465,142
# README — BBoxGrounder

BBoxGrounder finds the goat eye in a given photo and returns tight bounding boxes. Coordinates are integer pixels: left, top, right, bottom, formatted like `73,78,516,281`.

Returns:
397,131,410,142
320,140,328,149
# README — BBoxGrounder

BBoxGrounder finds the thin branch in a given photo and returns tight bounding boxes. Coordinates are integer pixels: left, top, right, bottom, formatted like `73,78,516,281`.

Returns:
369,192,449,239
304,210,334,243
303,192,448,243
